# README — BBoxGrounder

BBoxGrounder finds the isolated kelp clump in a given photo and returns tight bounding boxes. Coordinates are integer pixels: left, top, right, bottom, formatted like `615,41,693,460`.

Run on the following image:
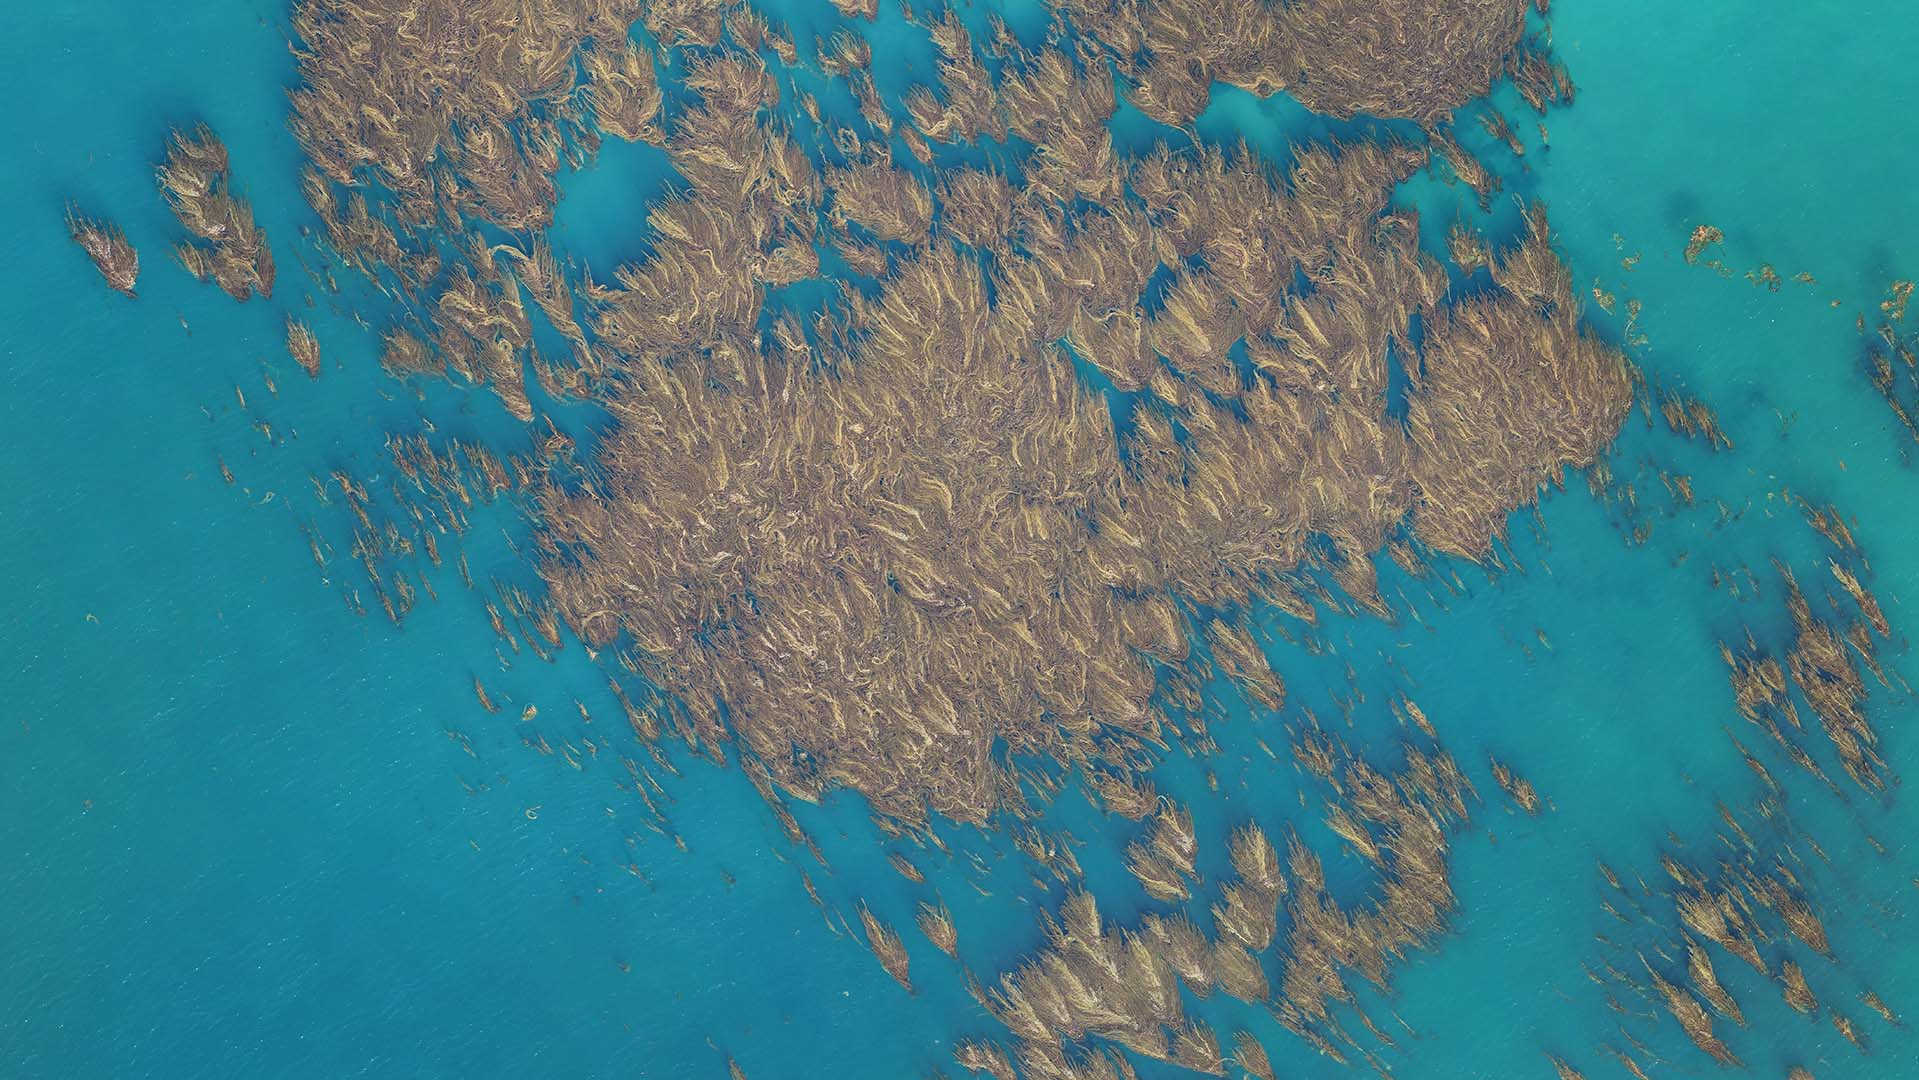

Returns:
66,207,139,296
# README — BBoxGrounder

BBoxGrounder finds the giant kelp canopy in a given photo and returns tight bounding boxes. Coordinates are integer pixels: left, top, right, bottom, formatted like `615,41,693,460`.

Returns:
61,0,1919,1076
97,0,1647,1074
263,8,1636,1067
531,132,1629,827
490,14,1627,825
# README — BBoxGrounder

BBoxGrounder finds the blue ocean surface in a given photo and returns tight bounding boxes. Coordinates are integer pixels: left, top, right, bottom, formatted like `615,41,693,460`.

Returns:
3,2,1917,1079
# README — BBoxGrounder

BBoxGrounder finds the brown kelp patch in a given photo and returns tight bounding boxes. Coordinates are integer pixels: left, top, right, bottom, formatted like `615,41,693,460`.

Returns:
1405,206,1633,559
916,899,959,958
1575,785,1901,1074
1682,224,1725,267
859,902,913,992
1718,557,1892,794
1862,279,1919,445
66,206,139,296
285,316,323,378
1489,756,1542,814
158,124,274,301
969,719,1477,1075
1555,451,1908,1075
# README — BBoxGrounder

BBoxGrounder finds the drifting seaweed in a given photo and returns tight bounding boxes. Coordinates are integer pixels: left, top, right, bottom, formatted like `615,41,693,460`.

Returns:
1124,802,1199,903
1104,0,1534,125
584,40,664,144
955,1039,1018,1080
1683,225,1724,266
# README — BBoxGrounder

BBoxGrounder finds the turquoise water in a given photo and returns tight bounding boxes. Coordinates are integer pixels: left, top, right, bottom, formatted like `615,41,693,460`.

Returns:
5,3,1917,1079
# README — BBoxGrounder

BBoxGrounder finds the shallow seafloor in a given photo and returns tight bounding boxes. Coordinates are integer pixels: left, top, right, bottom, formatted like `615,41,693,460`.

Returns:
4,2,1918,1079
